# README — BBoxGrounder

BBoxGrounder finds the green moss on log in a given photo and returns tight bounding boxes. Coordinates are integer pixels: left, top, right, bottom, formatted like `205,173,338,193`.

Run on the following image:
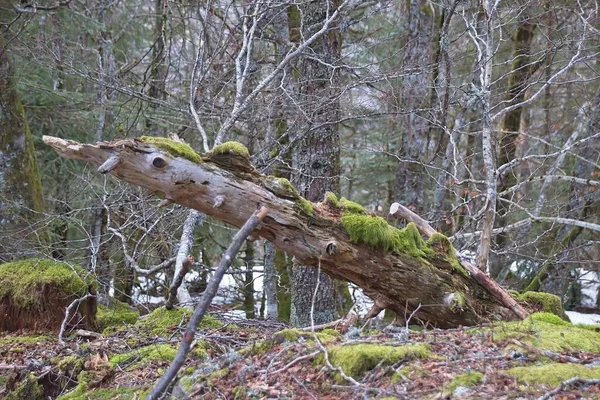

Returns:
140,136,201,163
0,258,94,307
207,141,250,158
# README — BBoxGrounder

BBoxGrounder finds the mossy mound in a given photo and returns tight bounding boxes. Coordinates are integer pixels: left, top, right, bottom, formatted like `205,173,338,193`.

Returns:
515,291,569,320
323,343,431,380
109,343,177,369
0,259,97,332
133,306,222,338
507,363,600,387
58,371,148,400
447,371,484,392
97,299,139,333
486,312,600,353
5,374,44,400
139,136,201,163
204,141,257,175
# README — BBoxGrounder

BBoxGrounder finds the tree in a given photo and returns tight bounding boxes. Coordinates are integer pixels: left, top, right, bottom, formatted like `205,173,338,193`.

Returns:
288,0,343,328
0,36,46,262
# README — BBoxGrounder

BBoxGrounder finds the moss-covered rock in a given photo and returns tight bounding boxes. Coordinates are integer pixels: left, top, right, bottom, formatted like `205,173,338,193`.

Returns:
323,343,430,379
0,258,97,332
97,299,139,333
139,136,201,163
507,363,600,387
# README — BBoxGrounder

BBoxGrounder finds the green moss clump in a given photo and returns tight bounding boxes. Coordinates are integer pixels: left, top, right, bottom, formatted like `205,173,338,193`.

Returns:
448,292,467,312
296,197,314,215
5,374,44,400
339,197,367,215
134,307,222,337
324,192,341,208
341,215,430,259
448,371,484,392
485,312,600,353
140,136,201,163
0,259,94,307
97,300,139,332
0,335,52,346
109,343,177,368
518,291,568,320
208,141,250,158
323,343,430,379
273,328,340,344
507,363,600,386
427,233,469,277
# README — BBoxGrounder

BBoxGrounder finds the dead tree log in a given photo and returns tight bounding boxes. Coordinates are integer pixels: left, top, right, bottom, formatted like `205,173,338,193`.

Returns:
43,136,524,328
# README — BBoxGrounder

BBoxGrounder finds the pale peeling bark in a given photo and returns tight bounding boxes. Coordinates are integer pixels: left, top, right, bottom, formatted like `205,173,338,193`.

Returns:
43,136,523,328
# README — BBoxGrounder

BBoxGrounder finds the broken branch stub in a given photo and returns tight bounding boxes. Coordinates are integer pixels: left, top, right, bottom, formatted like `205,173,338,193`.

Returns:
43,136,523,327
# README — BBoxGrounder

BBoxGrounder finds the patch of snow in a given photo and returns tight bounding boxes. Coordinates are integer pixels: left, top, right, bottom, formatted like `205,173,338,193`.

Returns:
565,311,600,325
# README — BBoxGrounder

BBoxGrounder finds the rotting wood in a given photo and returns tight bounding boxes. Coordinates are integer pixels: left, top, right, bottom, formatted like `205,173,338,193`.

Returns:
43,136,525,328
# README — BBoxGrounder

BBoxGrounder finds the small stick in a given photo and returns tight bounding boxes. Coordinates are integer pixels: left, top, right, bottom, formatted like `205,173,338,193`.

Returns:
147,206,268,400
58,293,94,345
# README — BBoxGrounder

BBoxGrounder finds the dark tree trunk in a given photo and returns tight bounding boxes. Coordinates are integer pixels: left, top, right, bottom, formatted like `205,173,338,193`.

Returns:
289,0,343,328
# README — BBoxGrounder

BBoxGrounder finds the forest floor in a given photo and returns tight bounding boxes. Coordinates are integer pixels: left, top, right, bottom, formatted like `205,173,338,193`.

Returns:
1,308,600,399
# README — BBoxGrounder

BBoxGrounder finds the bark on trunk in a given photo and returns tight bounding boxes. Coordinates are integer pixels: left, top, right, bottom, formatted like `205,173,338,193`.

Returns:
43,135,525,328
0,36,47,261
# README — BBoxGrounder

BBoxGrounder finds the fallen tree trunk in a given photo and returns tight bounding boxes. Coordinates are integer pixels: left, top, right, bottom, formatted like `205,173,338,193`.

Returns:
43,136,525,328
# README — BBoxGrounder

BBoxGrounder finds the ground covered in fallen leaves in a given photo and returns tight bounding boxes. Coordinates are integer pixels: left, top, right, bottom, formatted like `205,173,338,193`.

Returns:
2,309,600,399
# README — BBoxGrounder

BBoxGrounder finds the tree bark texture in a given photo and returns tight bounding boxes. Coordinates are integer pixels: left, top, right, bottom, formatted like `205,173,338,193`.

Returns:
394,0,433,215
0,37,47,262
43,135,524,328
289,0,342,328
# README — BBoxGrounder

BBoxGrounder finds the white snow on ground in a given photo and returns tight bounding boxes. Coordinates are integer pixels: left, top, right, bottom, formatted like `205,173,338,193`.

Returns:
565,311,600,325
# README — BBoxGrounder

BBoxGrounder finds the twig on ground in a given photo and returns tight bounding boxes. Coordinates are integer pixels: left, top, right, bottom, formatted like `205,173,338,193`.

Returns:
58,293,94,346
270,350,321,375
537,377,600,400
147,206,268,400
508,339,582,363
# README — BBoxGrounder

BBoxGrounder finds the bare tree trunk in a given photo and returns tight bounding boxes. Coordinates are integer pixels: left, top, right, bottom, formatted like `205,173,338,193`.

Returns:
243,240,256,319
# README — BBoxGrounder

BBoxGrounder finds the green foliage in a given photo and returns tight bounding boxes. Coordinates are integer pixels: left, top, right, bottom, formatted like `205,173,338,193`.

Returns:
97,300,139,332
0,259,94,307
448,371,484,392
140,136,201,163
507,363,600,386
323,343,430,379
207,141,250,158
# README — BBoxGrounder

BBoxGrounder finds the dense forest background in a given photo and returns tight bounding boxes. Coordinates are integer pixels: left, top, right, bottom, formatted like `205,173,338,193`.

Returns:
1,0,599,325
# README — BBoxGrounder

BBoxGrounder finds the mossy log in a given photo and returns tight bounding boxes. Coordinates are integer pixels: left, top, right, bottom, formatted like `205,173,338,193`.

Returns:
44,136,521,328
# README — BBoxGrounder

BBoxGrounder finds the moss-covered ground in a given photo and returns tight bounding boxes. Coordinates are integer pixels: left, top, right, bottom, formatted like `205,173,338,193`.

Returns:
3,311,600,399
